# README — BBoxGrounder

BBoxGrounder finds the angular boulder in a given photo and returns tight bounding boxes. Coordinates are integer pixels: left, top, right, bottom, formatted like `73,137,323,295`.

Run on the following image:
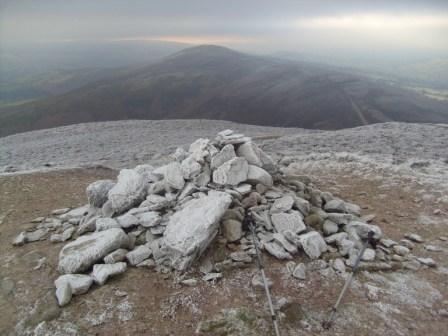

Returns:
91,262,127,285
246,165,273,187
299,231,328,259
162,191,232,270
165,162,185,190
211,144,236,169
264,241,292,260
181,156,202,179
126,245,152,266
116,213,139,229
137,211,162,228
58,228,129,274
271,211,306,234
95,218,120,231
213,157,249,186
345,221,382,240
107,169,146,214
270,195,295,214
236,141,276,173
54,274,93,295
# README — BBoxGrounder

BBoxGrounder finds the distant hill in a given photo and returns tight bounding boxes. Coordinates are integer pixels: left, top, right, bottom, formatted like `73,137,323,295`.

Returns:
0,40,189,105
1,45,447,137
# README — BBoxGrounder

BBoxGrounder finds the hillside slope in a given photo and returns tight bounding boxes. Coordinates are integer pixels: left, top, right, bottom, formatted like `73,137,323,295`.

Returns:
1,45,447,137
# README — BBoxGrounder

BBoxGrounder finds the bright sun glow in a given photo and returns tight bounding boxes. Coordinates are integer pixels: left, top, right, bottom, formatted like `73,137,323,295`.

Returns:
295,14,448,30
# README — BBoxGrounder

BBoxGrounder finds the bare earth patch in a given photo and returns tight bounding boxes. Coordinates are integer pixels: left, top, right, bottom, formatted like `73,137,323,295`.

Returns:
0,167,447,335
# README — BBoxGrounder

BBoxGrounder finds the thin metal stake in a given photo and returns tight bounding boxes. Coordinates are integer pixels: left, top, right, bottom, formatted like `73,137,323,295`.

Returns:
323,231,375,329
247,212,281,336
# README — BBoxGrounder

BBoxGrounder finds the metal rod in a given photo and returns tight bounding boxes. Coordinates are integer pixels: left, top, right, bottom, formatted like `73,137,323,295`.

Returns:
248,212,281,336
323,231,374,329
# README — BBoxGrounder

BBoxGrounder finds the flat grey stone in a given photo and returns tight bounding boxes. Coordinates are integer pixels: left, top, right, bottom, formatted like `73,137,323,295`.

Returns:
165,162,185,190
104,248,128,264
272,233,298,254
292,263,306,280
264,241,292,260
405,233,424,243
116,213,139,229
108,169,146,214
246,165,273,187
180,156,202,179
393,245,410,256
26,228,48,242
271,211,306,234
299,231,328,259
55,280,72,307
211,144,236,169
51,208,71,215
213,157,249,186
58,228,129,274
203,272,222,282
325,232,348,245
162,191,232,270
229,251,252,263
96,218,120,231
362,248,376,261
323,220,339,236
137,211,162,228
417,257,437,267
126,245,152,266
12,232,27,246
54,274,93,295
293,197,310,216
345,221,382,240
270,195,295,214
91,262,127,285
332,258,346,273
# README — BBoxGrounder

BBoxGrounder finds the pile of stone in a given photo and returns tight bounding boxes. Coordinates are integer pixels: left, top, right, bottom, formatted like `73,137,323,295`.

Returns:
12,130,435,306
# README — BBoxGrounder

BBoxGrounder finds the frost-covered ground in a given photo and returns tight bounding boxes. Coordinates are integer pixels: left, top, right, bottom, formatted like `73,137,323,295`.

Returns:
0,120,306,174
1,120,447,190
1,120,448,335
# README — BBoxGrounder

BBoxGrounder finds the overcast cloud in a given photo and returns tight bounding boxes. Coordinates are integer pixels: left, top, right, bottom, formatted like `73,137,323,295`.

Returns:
1,0,448,55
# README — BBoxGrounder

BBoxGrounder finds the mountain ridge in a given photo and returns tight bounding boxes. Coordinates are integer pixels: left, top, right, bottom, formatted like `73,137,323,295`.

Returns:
1,44,447,137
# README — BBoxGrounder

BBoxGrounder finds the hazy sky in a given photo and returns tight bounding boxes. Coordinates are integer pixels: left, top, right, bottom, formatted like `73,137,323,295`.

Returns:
1,0,448,56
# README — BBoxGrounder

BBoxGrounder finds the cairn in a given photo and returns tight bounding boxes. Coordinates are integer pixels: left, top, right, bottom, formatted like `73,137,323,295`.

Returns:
13,130,431,306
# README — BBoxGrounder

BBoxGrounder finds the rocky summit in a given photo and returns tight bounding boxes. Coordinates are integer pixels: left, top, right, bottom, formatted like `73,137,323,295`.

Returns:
12,129,434,307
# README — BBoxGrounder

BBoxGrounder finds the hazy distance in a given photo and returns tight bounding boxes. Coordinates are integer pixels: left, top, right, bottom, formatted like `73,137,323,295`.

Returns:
2,0,448,59
1,1,447,123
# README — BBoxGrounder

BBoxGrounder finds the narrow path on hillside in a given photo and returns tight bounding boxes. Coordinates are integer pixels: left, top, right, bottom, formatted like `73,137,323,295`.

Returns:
348,96,369,125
